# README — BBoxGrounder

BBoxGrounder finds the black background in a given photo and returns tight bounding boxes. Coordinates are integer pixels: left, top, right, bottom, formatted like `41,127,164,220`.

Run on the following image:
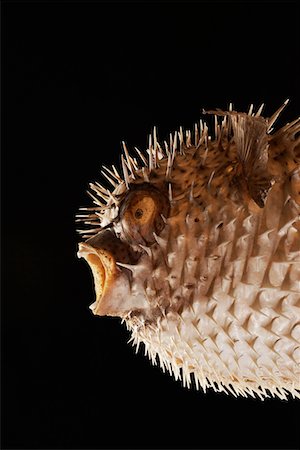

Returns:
2,1,300,449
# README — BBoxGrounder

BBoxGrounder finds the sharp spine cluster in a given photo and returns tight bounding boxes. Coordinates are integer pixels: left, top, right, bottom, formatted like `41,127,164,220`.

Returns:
80,101,282,230
124,183,300,398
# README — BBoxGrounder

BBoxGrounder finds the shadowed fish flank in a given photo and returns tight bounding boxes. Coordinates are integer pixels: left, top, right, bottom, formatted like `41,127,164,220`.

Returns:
77,100,300,400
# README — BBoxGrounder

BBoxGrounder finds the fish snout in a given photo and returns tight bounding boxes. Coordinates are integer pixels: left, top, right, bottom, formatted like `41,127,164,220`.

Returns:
77,229,138,316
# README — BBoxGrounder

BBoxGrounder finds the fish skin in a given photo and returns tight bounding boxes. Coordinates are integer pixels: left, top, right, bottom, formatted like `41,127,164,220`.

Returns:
77,102,300,399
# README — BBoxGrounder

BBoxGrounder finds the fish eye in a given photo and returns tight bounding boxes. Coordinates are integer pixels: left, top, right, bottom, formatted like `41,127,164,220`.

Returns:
128,195,157,224
119,184,170,244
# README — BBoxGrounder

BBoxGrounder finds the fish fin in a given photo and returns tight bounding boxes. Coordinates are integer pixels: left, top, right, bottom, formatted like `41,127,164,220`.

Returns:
203,108,272,207
229,112,272,207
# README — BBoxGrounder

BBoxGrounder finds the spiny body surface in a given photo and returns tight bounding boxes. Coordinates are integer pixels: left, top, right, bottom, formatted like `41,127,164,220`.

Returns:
77,101,300,399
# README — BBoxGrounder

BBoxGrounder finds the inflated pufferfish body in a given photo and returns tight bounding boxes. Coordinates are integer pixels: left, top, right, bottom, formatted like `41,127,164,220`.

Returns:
77,101,300,399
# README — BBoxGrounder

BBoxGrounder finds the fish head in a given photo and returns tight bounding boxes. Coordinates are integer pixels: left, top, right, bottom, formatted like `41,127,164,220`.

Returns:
77,180,171,318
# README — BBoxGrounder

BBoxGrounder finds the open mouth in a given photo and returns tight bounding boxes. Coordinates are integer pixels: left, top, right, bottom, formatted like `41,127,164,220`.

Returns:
77,242,116,314
77,228,145,317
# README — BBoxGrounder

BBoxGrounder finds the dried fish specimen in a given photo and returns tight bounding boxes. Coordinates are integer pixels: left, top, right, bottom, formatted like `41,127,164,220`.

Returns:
77,101,300,399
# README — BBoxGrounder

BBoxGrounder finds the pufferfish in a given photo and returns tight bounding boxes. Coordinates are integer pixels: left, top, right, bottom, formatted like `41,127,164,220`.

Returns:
77,100,300,400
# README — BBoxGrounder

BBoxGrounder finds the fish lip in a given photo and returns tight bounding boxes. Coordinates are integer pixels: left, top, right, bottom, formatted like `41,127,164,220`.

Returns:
77,242,117,315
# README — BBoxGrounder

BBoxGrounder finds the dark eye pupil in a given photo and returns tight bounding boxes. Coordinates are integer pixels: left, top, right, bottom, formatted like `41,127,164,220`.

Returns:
134,208,143,219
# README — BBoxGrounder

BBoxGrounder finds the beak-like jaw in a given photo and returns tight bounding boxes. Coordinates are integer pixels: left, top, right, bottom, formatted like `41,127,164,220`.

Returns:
77,241,121,316
78,229,149,317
